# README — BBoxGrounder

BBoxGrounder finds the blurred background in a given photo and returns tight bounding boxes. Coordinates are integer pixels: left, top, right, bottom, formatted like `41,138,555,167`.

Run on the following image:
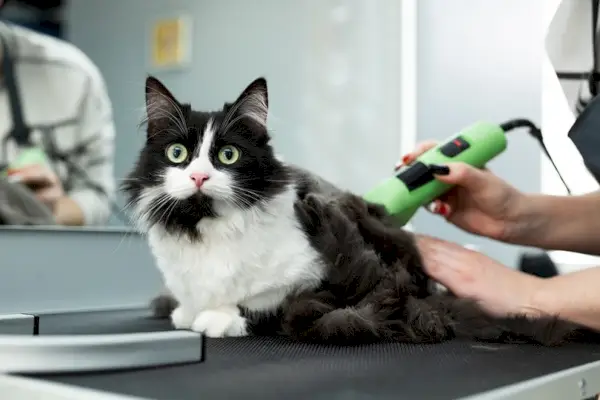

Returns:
0,0,598,313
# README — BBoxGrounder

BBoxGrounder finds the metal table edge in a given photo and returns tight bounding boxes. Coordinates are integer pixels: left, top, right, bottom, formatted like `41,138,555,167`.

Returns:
0,330,203,374
0,373,145,400
0,313,35,334
462,359,600,400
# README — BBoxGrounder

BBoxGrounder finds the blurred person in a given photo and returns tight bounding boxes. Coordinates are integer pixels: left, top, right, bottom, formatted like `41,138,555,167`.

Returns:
0,2,116,226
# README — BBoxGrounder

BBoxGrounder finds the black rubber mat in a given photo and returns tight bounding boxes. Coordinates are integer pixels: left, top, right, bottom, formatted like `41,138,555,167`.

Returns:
35,335,600,400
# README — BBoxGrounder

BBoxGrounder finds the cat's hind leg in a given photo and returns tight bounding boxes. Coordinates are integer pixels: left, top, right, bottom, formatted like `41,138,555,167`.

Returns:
281,291,451,345
355,266,452,344
292,194,451,344
281,291,381,344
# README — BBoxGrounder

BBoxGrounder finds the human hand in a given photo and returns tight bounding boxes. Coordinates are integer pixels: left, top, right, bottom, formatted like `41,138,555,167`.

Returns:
397,142,527,243
416,235,543,318
8,164,64,211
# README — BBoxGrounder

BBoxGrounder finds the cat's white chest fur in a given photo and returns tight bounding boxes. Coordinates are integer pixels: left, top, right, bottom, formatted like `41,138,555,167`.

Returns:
146,187,324,337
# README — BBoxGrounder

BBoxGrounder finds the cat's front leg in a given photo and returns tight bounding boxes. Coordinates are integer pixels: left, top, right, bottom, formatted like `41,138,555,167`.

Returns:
191,306,248,338
160,278,194,329
170,305,196,329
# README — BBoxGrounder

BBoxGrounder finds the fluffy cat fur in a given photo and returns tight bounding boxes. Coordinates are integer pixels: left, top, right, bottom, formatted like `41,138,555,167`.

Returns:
124,76,591,346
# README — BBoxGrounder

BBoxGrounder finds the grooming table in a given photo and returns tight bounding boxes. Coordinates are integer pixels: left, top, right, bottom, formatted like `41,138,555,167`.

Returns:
1,228,600,399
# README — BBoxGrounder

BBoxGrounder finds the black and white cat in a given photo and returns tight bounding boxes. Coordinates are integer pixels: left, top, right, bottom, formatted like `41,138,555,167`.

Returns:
123,76,589,345
123,76,335,337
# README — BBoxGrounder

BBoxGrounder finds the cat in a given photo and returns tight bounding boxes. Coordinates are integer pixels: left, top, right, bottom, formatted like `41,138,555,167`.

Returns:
123,76,342,338
124,75,589,346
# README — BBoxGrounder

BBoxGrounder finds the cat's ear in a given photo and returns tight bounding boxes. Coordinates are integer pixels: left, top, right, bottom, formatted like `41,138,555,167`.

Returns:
230,77,269,128
144,76,182,135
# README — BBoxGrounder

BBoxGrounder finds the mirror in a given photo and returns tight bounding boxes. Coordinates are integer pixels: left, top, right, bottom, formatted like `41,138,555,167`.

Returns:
0,0,413,232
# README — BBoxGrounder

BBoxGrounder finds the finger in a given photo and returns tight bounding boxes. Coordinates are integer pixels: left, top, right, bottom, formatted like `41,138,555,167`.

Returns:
35,187,59,205
395,140,438,170
437,190,459,215
416,238,457,282
425,200,452,217
413,140,438,156
417,238,477,293
7,164,40,176
429,162,490,191
12,168,51,185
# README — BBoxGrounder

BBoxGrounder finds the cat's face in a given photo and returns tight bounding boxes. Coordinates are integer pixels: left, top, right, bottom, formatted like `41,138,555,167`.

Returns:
122,76,289,237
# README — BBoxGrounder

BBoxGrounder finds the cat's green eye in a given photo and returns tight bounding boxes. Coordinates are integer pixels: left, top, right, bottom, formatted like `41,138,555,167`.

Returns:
217,145,240,165
165,143,188,164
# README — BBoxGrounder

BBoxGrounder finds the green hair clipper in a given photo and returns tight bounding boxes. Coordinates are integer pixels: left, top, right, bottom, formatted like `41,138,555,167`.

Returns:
363,120,515,226
2,147,51,177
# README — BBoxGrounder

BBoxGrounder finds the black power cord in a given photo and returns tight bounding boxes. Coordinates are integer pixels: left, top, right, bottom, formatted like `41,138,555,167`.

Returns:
500,118,572,195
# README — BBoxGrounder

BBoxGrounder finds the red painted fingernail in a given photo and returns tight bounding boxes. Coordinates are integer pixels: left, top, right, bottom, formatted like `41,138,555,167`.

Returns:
438,204,449,216
402,154,412,164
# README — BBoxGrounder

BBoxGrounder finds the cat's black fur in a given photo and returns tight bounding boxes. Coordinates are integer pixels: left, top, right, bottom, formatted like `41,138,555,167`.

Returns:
278,191,589,346
134,76,593,346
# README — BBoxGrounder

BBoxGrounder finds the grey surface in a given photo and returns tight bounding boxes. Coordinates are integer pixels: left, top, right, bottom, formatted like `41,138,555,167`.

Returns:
66,0,406,226
0,330,202,374
412,0,546,267
0,374,145,400
0,227,161,314
29,336,600,400
466,359,600,400
3,363,600,400
0,314,34,335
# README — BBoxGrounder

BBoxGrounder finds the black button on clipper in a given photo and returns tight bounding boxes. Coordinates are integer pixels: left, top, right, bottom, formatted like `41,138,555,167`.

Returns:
439,136,470,157
396,162,435,191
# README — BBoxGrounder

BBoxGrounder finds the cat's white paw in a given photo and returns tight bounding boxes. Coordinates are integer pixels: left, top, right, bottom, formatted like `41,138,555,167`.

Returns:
170,306,195,329
191,307,248,338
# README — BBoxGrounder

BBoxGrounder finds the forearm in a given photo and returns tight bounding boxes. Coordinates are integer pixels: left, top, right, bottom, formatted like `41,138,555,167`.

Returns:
511,191,600,255
67,189,112,226
531,266,600,331
53,196,85,226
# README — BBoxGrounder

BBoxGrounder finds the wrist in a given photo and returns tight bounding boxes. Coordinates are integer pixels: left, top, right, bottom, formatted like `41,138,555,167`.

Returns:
526,277,557,318
509,191,600,255
501,193,548,246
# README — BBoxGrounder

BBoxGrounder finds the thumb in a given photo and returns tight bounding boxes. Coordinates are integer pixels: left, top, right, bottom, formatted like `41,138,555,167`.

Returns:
431,162,488,191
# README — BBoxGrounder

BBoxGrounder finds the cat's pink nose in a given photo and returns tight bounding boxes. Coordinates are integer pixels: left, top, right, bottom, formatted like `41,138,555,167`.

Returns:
190,172,210,188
